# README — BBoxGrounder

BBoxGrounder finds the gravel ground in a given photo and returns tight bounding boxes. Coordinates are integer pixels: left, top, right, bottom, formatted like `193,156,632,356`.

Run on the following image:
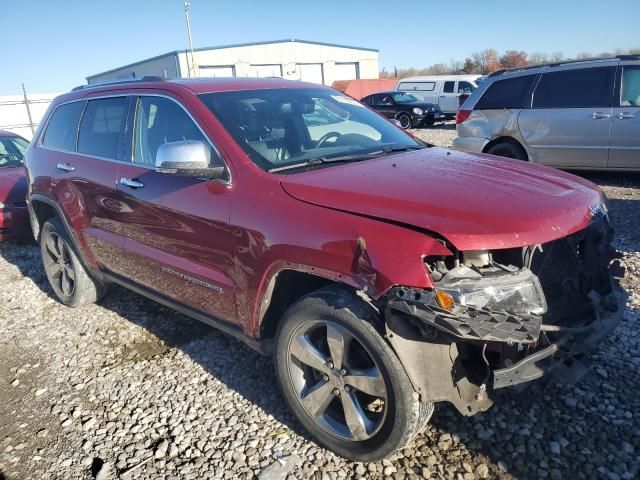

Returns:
1,127,638,479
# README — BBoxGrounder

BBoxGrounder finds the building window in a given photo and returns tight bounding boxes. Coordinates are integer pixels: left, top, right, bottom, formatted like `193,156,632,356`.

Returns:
335,62,359,81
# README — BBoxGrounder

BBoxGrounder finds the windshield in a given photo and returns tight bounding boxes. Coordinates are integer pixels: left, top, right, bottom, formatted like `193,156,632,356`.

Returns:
0,136,28,167
391,93,418,104
199,88,421,172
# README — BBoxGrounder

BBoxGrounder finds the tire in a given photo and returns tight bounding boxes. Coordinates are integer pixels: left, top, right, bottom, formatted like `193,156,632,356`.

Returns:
274,285,424,461
40,217,107,307
397,113,413,130
485,141,527,160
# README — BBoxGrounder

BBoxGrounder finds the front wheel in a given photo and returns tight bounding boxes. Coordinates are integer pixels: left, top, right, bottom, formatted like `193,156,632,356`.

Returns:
396,113,413,130
274,286,426,461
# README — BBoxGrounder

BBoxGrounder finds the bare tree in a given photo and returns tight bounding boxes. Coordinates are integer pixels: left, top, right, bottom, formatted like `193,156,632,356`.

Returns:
529,52,550,65
448,58,463,74
550,52,564,62
471,49,500,74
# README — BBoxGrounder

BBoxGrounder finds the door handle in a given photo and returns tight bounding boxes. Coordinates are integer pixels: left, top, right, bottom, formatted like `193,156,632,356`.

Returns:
591,112,611,119
56,163,75,172
118,177,144,189
617,112,635,119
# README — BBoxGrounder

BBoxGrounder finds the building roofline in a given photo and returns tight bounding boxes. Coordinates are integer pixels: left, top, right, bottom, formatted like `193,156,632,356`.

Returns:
185,38,379,54
86,38,378,81
86,51,178,81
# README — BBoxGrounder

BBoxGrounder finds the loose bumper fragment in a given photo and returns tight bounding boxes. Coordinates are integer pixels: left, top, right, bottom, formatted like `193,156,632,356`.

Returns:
386,286,541,343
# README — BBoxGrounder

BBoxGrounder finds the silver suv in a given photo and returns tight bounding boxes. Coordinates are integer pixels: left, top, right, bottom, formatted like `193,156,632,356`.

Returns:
453,55,640,171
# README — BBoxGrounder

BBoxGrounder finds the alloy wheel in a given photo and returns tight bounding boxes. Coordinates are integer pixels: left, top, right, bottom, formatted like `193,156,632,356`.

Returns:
286,320,388,441
43,231,76,297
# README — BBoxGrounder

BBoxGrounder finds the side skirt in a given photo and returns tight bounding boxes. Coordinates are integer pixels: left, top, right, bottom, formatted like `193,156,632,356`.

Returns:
101,271,272,356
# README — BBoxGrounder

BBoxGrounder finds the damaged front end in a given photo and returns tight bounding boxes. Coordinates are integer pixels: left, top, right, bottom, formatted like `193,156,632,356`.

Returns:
381,215,624,416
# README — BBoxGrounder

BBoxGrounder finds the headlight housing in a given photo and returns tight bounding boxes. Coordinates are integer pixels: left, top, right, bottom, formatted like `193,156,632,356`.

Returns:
437,266,547,316
412,107,423,115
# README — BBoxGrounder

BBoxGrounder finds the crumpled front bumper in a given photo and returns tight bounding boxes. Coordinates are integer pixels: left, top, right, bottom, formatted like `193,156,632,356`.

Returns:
383,285,624,416
492,290,624,389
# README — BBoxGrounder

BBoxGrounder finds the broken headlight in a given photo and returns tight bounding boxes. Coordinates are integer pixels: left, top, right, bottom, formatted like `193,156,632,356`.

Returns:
437,265,547,316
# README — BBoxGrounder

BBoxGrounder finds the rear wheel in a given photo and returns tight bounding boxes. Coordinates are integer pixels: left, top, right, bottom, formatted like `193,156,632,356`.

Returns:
397,113,413,130
485,141,527,160
274,286,425,461
40,217,107,307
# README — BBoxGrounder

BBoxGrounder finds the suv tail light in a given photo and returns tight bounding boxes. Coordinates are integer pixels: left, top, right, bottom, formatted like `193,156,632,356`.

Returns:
456,109,472,124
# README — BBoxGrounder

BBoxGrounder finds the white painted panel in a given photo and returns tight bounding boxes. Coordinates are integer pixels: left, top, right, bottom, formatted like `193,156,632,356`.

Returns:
199,66,235,77
249,64,282,77
298,64,324,84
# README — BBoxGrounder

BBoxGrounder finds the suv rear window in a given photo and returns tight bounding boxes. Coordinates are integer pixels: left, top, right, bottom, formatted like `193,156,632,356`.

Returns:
533,67,615,109
475,75,535,110
42,101,85,151
78,97,127,159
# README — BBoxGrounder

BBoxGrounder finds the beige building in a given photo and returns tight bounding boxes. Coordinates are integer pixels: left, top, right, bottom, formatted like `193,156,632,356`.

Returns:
86,39,379,86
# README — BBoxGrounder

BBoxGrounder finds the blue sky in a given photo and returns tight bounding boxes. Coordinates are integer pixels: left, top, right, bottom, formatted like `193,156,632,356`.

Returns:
3,0,639,94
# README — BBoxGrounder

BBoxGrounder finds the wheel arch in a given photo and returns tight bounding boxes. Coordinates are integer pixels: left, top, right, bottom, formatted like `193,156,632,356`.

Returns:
482,136,529,160
28,193,99,269
258,269,359,342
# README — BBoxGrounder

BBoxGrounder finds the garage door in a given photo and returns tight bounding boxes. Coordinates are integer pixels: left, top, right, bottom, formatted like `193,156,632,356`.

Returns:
335,62,359,80
249,64,282,77
199,65,235,77
298,64,324,84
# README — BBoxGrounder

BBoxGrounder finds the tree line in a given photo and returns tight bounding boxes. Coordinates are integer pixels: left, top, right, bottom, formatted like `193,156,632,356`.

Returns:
380,47,640,78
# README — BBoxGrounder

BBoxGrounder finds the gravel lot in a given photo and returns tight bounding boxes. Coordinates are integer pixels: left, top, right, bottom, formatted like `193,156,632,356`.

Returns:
1,126,638,480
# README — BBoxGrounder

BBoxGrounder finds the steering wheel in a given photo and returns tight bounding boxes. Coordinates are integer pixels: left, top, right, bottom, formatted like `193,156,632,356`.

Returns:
316,131,342,148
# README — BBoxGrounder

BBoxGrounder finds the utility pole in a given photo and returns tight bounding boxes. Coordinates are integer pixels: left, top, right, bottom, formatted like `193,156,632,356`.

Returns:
21,83,35,136
184,0,197,77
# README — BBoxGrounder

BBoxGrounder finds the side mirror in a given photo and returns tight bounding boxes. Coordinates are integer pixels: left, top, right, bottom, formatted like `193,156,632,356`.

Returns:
155,140,226,179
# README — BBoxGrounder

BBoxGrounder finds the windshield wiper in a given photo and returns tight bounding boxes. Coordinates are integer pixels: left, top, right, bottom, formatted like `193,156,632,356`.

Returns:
267,145,425,173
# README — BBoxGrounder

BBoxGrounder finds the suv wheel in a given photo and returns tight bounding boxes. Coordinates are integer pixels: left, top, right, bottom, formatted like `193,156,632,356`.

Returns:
274,286,425,461
485,141,527,160
40,217,107,307
397,113,413,130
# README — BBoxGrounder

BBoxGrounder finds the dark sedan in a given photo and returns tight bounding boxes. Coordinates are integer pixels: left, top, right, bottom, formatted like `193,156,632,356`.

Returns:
0,130,31,241
361,91,445,129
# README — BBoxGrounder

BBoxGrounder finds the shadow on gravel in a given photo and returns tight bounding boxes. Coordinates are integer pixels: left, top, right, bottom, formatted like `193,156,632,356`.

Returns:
97,286,315,443
414,122,456,131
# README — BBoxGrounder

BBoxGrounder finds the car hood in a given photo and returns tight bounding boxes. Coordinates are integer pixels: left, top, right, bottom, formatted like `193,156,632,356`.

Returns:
0,166,27,202
280,148,604,251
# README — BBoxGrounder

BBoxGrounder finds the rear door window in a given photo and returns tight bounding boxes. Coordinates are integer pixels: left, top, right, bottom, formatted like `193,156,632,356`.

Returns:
42,101,85,151
621,66,640,107
443,81,455,93
475,75,536,110
78,97,128,159
458,81,475,94
533,67,615,109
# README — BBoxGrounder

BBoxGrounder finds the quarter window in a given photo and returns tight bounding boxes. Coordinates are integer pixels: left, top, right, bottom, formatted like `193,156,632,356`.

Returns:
132,96,218,167
443,81,455,93
78,97,127,159
42,101,85,151
621,67,640,107
475,75,536,110
533,67,615,109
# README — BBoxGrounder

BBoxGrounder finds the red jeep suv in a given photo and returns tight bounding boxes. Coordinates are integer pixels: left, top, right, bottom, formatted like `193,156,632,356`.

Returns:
24,77,622,461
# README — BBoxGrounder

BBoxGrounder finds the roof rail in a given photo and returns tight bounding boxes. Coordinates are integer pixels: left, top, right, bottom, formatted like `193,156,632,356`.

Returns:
488,55,633,78
616,54,640,60
72,76,164,91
